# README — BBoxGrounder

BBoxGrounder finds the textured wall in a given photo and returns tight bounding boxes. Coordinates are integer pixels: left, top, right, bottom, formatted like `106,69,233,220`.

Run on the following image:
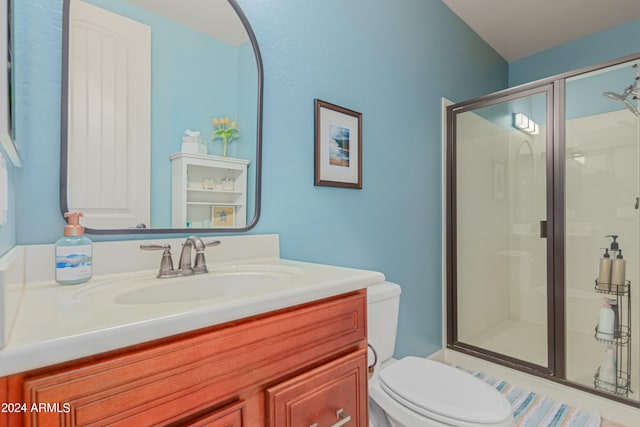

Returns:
13,0,507,357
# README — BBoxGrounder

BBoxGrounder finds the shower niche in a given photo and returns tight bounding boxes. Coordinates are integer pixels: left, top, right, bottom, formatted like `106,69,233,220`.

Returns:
446,53,640,407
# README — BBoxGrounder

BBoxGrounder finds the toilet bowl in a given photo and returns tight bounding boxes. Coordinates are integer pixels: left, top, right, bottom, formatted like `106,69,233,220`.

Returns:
367,282,515,427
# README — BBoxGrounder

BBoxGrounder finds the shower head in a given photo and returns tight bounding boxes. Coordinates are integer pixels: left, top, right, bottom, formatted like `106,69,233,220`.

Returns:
603,85,640,117
603,91,625,101
604,85,634,100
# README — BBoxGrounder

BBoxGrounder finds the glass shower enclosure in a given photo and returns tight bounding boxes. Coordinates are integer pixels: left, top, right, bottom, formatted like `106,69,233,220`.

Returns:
446,53,639,405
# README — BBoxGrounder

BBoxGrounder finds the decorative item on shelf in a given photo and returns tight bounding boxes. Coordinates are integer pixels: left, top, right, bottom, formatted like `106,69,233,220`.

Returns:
222,177,234,191
182,129,207,154
212,206,235,227
203,178,216,190
211,117,239,157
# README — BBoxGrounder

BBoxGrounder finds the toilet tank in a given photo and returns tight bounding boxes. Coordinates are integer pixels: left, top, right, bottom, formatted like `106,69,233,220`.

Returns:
367,282,401,365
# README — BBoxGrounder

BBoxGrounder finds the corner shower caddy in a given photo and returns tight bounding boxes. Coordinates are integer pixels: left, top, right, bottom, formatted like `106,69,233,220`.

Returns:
593,278,632,397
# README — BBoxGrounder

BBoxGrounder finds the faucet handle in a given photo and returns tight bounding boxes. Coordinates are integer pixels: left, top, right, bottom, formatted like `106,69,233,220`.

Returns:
192,240,221,274
140,243,170,251
140,243,177,278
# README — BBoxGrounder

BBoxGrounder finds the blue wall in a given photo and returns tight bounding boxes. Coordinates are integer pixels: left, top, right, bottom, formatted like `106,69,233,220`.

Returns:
12,0,506,357
9,0,640,357
211,0,508,357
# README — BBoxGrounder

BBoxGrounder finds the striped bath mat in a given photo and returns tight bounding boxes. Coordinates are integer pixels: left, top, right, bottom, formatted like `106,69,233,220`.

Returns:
459,368,601,427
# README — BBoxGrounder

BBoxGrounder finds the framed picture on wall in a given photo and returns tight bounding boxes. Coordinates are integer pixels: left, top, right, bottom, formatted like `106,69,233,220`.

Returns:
314,99,362,189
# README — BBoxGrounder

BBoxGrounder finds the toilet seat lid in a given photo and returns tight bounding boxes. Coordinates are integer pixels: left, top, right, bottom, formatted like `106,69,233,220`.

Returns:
378,357,513,424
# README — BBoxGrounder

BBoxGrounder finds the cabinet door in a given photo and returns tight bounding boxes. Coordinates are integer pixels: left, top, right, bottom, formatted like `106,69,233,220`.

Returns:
184,400,246,427
266,349,367,427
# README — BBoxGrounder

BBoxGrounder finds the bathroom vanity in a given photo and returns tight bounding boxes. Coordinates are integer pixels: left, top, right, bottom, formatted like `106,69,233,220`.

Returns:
2,292,367,426
0,235,383,426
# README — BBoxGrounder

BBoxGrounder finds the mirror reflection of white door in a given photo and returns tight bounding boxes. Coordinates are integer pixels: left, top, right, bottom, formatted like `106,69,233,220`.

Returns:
68,0,151,229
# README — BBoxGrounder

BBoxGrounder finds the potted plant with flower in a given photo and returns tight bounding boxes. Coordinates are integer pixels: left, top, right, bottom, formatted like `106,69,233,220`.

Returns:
211,117,240,157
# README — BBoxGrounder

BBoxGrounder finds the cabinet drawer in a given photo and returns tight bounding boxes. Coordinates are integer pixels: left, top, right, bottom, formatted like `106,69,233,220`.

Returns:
266,349,367,427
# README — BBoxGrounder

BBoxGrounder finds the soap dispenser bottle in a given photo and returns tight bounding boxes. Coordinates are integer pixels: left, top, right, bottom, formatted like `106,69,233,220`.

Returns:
606,234,619,251
597,248,612,291
55,212,93,285
611,249,626,293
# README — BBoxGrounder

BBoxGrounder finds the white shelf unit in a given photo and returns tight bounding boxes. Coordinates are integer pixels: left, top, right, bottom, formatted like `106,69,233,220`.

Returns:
170,153,250,229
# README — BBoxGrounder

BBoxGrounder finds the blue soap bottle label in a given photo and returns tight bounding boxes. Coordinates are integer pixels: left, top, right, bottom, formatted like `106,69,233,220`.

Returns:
55,244,93,283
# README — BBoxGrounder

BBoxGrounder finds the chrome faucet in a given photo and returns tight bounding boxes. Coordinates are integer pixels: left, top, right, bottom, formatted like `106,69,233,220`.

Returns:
140,237,221,278
178,236,219,275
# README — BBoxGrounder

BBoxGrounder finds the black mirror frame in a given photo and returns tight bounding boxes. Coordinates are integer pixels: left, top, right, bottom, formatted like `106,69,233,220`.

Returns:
59,0,263,235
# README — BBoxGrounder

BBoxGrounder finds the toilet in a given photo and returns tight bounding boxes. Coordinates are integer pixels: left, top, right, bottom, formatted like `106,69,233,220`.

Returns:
367,282,516,427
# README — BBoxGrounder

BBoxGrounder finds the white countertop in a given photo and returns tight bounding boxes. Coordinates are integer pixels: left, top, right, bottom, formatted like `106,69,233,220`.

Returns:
0,235,385,377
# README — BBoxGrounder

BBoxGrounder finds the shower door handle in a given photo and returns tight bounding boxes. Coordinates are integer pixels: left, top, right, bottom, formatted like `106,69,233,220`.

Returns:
539,220,547,238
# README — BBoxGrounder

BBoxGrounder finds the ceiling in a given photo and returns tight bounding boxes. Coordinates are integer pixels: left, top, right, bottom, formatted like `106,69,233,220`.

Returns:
441,0,640,62
125,0,248,46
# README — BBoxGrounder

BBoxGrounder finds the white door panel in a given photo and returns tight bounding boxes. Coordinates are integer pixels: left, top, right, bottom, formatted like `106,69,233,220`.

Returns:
68,0,151,229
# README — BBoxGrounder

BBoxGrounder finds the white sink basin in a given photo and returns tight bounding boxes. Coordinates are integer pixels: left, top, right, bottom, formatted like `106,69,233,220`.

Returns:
75,265,303,305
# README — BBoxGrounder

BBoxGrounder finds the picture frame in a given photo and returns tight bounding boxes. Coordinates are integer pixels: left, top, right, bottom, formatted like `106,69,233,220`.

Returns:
212,205,235,227
314,99,362,189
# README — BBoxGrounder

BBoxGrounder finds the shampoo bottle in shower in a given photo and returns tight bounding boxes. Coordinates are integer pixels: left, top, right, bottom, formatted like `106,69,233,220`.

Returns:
595,299,615,341
611,249,626,293
610,299,621,339
597,248,612,291
55,212,93,285
598,345,617,393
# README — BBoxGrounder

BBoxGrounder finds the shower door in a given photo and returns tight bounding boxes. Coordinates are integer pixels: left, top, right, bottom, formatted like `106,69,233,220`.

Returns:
448,54,640,405
564,60,639,401
447,84,558,374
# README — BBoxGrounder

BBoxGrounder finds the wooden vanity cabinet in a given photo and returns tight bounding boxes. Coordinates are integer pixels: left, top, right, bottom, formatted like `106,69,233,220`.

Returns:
1,290,368,427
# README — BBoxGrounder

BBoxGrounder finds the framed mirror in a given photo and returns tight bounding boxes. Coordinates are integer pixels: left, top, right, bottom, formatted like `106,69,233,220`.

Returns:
60,0,262,234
